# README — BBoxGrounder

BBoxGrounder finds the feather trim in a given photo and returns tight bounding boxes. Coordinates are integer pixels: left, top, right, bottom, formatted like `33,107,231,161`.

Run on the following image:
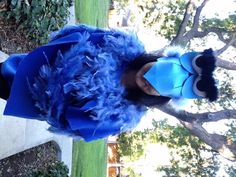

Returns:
29,26,146,139
163,46,184,58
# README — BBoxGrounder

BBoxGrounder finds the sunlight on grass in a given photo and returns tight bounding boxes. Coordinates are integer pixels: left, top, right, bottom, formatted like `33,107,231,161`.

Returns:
72,140,107,177
75,0,109,27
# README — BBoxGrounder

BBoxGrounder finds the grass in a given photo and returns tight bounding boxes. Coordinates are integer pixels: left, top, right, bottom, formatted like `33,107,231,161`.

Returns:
72,1,110,177
72,140,108,177
74,0,110,27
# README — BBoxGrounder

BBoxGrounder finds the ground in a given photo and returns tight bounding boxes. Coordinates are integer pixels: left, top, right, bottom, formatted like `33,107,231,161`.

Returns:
0,17,37,54
0,142,59,177
0,17,59,177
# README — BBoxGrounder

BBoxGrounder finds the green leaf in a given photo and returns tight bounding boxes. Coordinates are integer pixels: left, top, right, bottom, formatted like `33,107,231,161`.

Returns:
5,0,71,44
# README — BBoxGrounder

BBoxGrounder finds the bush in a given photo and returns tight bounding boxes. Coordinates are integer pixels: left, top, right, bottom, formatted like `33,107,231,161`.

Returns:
28,161,69,177
3,0,72,44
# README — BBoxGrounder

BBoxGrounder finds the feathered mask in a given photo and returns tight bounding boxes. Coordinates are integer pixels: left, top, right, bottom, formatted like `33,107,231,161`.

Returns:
144,48,218,102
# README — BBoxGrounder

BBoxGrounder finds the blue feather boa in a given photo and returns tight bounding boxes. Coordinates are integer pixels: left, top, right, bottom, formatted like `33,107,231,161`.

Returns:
29,26,147,139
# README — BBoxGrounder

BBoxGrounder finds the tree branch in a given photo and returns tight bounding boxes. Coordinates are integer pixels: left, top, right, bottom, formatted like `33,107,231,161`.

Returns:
192,0,209,32
158,104,236,161
182,0,210,44
158,104,236,123
196,109,236,123
215,34,236,55
169,0,236,53
215,38,235,55
216,57,236,70
194,27,236,47
192,30,236,65
193,30,210,38
171,0,194,45
158,104,197,123
181,121,236,161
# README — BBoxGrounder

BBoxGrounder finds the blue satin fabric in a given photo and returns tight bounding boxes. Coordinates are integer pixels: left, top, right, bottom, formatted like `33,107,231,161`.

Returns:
2,52,117,141
4,32,85,119
1,54,27,87
66,101,121,141
2,50,119,141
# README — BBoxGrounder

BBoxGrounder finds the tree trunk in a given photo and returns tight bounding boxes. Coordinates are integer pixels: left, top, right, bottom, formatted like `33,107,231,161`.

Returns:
182,121,236,161
166,0,236,160
216,57,236,70
158,104,236,161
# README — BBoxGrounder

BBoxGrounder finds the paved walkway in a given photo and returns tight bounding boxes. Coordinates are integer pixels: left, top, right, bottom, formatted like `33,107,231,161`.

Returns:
0,4,77,175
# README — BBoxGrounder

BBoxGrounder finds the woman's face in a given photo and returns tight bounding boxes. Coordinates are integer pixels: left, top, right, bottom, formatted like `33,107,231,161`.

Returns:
135,62,160,96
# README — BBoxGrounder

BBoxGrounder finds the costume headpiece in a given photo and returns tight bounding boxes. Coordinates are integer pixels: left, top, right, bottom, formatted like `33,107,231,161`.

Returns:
144,48,218,101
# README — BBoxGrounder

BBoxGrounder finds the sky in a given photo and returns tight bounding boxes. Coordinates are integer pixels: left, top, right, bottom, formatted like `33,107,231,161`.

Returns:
137,0,236,52
202,0,236,19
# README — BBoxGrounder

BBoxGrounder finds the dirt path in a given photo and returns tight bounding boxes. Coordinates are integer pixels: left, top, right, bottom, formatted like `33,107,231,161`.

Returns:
0,17,37,54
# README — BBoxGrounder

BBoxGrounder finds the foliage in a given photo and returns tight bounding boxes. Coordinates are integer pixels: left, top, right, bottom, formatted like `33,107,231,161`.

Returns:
118,119,220,176
114,0,129,9
202,14,236,32
226,120,236,142
118,131,148,161
151,119,220,177
28,161,69,177
2,0,72,44
158,0,187,40
121,167,142,177
157,151,219,177
115,0,189,39
115,0,236,46
225,164,236,177
116,0,165,28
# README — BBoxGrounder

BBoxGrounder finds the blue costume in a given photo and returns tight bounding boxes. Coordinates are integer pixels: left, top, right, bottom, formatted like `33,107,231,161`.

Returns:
1,25,147,141
1,25,218,141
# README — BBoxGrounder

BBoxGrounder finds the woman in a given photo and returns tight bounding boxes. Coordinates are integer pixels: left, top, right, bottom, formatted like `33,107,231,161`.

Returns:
0,24,218,141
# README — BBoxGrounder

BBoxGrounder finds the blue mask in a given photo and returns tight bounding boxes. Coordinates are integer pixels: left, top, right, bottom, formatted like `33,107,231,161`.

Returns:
144,52,203,99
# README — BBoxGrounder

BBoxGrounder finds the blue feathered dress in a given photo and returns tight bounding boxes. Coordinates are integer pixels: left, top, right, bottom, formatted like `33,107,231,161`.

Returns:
2,25,147,141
